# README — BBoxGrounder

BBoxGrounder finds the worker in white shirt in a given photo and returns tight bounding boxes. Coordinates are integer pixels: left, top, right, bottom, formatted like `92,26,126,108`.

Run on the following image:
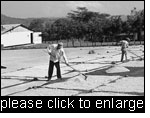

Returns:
120,37,130,62
47,42,68,81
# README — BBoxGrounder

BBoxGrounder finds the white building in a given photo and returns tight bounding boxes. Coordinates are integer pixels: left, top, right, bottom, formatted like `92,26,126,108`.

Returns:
1,24,42,47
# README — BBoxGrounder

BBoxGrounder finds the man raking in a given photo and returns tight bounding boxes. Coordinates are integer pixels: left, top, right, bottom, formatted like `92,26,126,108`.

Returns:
47,42,68,81
120,37,130,62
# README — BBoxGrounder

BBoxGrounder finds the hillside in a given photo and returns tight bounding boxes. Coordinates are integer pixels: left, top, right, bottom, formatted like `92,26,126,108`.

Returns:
1,14,59,27
1,14,32,26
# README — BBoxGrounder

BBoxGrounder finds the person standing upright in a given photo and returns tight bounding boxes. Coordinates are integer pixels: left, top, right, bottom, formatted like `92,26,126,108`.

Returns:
120,37,130,62
47,42,68,81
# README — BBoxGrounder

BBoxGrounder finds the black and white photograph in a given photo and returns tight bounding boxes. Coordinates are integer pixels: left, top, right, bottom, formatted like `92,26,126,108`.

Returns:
1,1,145,113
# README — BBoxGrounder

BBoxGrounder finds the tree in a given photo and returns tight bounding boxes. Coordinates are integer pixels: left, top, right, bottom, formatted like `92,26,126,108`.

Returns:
67,7,110,45
42,7,144,46
127,8,144,42
29,19,44,32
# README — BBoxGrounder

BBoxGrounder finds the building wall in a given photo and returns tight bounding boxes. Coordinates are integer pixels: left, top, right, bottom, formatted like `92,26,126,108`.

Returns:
1,25,42,47
1,32,32,47
33,32,42,44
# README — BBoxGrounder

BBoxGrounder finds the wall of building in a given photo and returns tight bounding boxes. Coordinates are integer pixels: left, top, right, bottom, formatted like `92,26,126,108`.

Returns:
33,32,42,44
1,25,42,47
1,32,32,47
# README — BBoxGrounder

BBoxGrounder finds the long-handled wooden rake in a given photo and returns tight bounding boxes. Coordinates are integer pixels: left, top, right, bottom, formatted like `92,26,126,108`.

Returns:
65,63,88,80
128,50,143,60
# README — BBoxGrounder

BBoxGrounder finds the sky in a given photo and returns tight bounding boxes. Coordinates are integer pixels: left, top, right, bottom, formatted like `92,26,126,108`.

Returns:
1,1,144,18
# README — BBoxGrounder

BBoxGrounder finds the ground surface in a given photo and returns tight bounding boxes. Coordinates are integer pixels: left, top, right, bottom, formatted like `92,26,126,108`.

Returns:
1,45,144,96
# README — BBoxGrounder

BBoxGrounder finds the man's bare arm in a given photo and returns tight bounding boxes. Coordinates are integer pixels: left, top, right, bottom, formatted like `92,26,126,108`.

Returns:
62,50,68,64
47,45,52,55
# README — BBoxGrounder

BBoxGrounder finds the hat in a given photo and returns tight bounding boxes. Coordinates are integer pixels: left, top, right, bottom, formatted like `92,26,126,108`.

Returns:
58,42,63,46
126,38,130,41
58,42,63,47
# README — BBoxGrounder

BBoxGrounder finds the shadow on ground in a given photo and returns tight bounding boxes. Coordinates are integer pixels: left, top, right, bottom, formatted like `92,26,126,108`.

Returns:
86,66,144,77
82,90,144,96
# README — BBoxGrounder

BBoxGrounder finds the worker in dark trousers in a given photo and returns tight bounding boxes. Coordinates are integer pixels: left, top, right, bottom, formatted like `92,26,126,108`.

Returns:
120,38,130,62
47,42,68,81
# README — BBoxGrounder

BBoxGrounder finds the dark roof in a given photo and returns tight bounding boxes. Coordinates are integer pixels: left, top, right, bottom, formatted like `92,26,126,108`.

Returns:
1,24,32,35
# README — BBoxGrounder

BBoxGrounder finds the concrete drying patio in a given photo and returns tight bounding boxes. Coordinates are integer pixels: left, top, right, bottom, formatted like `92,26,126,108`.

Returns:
1,45,144,96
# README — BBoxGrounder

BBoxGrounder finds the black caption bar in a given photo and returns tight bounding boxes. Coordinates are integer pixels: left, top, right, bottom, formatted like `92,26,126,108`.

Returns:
0,96,145,113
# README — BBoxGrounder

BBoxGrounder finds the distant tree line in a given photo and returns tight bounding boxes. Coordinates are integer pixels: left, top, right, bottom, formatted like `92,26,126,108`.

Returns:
28,7,144,44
